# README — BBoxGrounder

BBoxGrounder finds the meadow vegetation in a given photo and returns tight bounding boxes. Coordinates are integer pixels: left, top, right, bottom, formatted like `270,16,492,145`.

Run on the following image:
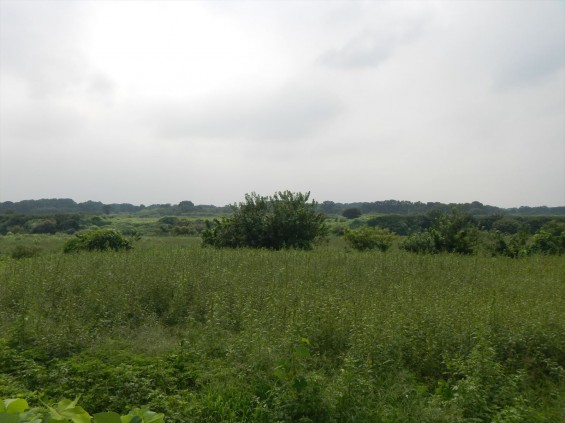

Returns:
0,239,564,422
0,192,564,422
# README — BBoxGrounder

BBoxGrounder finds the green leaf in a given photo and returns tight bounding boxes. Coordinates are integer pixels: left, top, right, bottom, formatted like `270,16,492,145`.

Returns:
44,417,68,423
0,413,20,423
5,399,29,414
46,398,91,423
121,408,164,423
1,399,29,415
140,411,164,423
94,412,122,423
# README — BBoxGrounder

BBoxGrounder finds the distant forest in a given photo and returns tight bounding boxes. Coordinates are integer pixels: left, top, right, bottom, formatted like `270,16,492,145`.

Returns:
1,197,564,216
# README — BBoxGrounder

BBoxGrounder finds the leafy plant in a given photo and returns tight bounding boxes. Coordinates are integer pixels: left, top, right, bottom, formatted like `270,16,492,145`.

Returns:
344,227,396,251
202,191,328,250
341,208,362,220
401,209,478,254
489,230,530,258
0,398,164,423
63,229,133,253
530,222,565,255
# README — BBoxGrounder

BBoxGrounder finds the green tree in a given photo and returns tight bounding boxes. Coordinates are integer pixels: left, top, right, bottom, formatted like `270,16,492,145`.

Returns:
177,201,195,213
201,191,328,250
342,208,362,219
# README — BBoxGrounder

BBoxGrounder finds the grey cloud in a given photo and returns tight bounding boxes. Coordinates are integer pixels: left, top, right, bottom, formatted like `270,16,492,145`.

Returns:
491,5,564,90
317,7,429,69
87,73,116,105
152,85,343,142
318,30,396,68
450,1,565,90
1,104,86,144
0,1,88,98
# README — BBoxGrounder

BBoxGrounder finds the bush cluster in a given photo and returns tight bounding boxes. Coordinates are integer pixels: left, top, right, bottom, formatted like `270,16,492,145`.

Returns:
63,229,132,253
344,227,396,251
400,209,478,254
158,217,206,236
202,191,328,250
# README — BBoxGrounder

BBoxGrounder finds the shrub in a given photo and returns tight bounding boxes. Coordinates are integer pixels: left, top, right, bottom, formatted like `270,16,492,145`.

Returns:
401,231,439,254
342,208,362,220
201,191,328,250
344,227,396,251
488,230,530,258
401,210,478,254
530,224,565,255
492,216,524,234
63,229,133,253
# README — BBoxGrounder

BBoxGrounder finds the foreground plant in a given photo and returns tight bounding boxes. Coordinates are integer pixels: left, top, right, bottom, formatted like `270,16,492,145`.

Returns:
0,398,164,423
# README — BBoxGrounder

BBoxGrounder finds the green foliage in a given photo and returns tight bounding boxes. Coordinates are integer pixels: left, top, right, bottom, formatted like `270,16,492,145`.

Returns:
530,222,565,255
401,209,478,254
486,221,565,257
344,227,396,251
1,244,563,421
366,214,422,236
435,338,541,422
341,208,362,220
202,191,328,250
156,218,206,236
488,230,531,258
491,216,524,234
63,229,132,253
400,230,438,254
0,398,164,423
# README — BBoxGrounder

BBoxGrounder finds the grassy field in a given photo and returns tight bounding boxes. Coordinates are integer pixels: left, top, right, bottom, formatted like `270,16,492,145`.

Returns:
0,237,564,422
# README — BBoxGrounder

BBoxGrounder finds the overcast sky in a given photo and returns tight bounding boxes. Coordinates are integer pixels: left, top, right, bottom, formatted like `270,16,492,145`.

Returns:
1,0,564,207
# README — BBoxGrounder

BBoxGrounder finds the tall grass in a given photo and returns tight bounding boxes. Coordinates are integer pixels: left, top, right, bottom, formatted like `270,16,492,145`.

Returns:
1,245,564,421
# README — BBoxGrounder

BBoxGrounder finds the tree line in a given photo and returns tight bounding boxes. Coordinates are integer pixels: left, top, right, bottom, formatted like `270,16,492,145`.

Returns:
1,198,564,216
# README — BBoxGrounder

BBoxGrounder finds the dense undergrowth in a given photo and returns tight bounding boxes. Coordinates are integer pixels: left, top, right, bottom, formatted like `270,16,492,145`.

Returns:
0,246,564,422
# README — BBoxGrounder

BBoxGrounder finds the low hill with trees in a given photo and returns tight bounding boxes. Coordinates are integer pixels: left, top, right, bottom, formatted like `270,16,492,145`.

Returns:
1,198,564,216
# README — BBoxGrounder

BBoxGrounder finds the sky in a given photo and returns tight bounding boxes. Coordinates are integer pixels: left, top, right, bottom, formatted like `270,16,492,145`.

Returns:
0,0,564,208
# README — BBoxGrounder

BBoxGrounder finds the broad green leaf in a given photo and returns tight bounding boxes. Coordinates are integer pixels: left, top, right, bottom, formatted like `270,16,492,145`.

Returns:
140,411,164,423
46,399,91,423
121,408,163,423
0,413,20,423
94,412,122,423
5,399,29,414
44,417,68,423
21,408,45,423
